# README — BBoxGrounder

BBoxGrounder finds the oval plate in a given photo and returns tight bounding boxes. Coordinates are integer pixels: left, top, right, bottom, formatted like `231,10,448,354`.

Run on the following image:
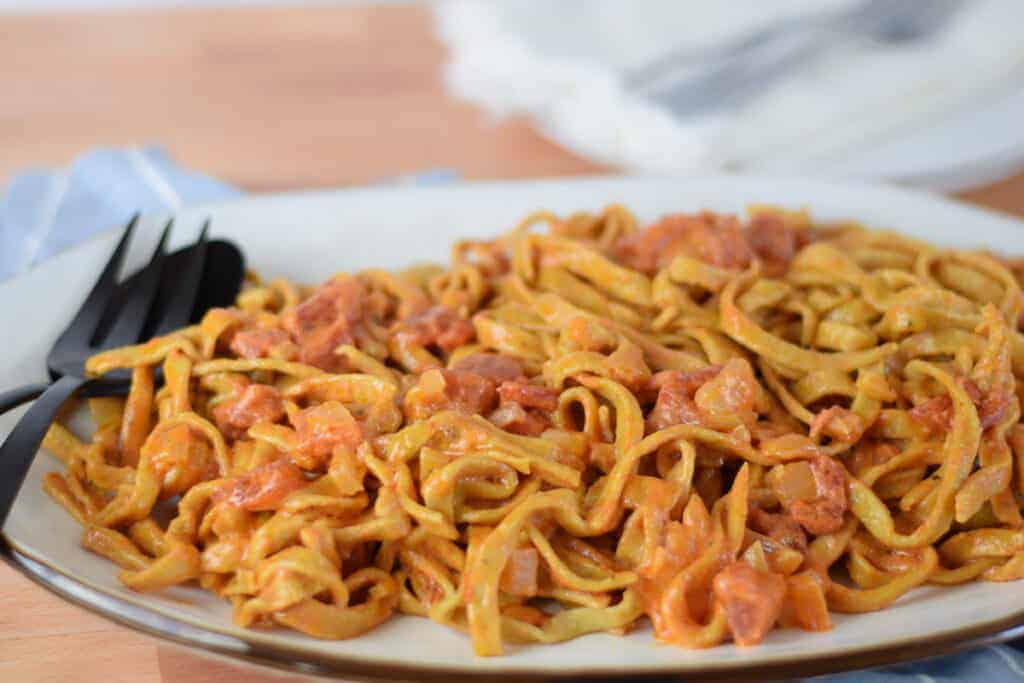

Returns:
3,175,1024,681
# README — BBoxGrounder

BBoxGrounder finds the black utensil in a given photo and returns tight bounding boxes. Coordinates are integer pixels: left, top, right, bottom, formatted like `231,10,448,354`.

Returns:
0,233,244,413
0,215,245,526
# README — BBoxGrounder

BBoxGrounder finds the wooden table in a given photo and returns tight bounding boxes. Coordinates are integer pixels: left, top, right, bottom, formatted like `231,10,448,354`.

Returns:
1,5,1023,683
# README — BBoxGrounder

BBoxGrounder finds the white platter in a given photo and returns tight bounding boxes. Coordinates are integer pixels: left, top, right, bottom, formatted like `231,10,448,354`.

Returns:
3,175,1024,680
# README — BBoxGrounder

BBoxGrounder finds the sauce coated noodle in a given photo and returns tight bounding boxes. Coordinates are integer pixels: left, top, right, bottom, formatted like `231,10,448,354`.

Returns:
42,205,1024,655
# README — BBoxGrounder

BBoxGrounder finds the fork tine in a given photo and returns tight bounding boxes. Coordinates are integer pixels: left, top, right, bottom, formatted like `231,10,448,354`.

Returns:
152,220,210,336
98,219,173,347
51,214,138,352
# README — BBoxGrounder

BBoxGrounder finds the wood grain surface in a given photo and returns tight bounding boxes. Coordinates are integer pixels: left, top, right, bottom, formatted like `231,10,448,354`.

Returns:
1,4,1023,683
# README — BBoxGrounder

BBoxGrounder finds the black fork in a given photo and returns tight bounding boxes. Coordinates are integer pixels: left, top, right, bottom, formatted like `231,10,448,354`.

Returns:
0,215,243,527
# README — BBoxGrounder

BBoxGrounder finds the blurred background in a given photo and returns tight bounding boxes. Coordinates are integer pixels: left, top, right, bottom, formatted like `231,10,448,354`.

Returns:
2,0,1023,206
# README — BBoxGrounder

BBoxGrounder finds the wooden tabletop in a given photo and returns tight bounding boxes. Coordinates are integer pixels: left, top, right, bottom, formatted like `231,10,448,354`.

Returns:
2,4,1024,683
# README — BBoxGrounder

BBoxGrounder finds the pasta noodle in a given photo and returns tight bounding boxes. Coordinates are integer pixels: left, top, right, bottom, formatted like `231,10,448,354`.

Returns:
40,204,1024,655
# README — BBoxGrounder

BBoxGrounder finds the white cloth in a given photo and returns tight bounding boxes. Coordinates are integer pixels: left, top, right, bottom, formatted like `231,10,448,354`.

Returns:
434,0,1024,181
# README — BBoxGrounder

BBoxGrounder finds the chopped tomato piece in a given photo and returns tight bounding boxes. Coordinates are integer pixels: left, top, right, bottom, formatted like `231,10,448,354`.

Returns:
908,395,953,436
212,383,285,440
281,276,366,370
497,381,559,412
713,562,786,646
785,456,849,535
745,213,811,276
451,353,524,383
291,401,364,470
612,212,753,274
748,507,808,553
229,327,292,360
644,366,722,433
809,406,868,443
393,305,475,353
214,460,307,511
909,376,1008,435
489,402,550,436
403,369,499,421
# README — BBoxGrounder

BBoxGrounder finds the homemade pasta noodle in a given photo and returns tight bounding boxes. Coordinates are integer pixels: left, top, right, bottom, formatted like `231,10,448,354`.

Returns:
42,205,1024,654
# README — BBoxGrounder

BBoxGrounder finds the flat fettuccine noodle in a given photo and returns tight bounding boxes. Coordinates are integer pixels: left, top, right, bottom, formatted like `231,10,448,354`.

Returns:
42,204,1024,655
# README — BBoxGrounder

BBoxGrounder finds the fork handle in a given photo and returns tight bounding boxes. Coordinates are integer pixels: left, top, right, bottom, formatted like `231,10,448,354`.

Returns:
0,383,50,415
0,375,90,528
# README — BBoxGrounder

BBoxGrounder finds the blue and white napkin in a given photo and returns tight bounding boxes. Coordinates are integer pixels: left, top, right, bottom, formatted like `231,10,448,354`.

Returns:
1,147,1022,682
0,147,239,281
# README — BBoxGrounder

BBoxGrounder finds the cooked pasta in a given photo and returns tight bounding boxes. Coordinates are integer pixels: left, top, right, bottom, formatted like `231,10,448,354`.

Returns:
41,204,1024,655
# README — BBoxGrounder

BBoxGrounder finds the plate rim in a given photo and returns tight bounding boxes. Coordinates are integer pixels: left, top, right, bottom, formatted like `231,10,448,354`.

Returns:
4,173,1024,681
7,537,1024,682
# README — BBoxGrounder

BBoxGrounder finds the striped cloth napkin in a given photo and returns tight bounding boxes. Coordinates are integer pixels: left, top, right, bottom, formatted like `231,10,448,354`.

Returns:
0,147,1022,682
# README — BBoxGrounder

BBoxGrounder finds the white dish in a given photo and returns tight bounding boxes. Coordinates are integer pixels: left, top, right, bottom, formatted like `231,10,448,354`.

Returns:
3,175,1024,680
784,86,1024,192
